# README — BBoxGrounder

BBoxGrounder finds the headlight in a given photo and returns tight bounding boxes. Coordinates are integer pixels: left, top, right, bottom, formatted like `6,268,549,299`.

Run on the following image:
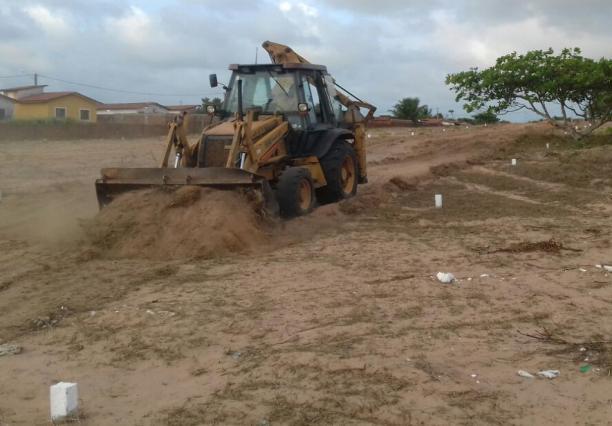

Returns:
298,103,309,113
206,105,216,114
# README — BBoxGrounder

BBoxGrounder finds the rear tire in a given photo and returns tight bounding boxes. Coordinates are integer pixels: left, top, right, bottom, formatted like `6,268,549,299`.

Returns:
276,167,315,217
316,140,358,204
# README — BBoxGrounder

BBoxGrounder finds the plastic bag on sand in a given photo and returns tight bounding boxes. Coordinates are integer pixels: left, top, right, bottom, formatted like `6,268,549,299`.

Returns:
537,370,560,379
517,370,535,379
436,272,455,284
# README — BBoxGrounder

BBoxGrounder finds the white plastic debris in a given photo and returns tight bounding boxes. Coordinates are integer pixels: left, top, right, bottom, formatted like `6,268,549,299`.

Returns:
511,158,517,166
517,370,535,379
0,344,22,357
435,194,443,208
480,273,489,278
436,272,456,284
580,347,587,352
579,268,587,272
537,370,560,379
411,131,415,136
50,382,79,421
546,143,550,149
603,265,612,272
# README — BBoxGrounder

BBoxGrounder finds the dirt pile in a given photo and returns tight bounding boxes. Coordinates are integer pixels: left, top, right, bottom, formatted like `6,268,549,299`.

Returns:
83,186,270,259
489,238,581,254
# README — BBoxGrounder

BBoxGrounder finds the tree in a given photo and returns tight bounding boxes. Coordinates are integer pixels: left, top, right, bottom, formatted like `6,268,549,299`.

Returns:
472,110,499,124
446,48,612,139
201,97,222,111
390,97,432,124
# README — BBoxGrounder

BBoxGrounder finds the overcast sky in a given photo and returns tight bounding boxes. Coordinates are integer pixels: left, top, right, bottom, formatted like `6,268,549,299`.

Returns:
1,0,610,120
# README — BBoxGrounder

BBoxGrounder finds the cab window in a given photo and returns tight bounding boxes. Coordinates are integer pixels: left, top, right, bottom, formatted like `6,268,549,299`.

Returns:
324,75,346,123
302,76,323,125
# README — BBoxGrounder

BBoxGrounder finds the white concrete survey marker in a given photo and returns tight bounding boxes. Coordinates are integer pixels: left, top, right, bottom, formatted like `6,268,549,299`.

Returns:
435,194,443,208
50,382,79,422
511,158,517,166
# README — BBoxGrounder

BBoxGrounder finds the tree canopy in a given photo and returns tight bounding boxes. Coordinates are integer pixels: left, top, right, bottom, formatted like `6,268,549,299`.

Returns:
446,48,611,139
472,110,499,124
201,97,223,111
390,97,432,123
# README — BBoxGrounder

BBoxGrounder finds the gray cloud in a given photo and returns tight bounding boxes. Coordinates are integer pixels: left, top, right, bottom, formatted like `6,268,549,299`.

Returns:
0,0,609,120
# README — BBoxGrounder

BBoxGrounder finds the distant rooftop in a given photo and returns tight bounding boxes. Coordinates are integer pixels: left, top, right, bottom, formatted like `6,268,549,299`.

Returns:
0,84,48,92
18,91,100,104
0,93,16,102
98,102,168,110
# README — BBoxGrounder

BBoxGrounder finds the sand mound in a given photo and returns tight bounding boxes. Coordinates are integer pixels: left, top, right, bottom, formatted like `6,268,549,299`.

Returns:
83,186,270,259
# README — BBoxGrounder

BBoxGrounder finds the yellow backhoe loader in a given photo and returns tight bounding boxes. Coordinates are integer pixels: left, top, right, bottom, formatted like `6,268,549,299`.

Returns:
95,41,376,216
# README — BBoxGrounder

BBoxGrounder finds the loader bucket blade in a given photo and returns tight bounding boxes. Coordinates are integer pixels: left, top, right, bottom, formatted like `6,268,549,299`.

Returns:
95,167,265,208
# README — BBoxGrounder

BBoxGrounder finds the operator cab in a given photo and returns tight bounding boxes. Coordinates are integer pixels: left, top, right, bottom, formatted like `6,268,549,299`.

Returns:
212,64,348,131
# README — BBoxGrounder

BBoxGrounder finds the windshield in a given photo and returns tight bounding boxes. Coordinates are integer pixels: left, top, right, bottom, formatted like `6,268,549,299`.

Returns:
225,71,299,114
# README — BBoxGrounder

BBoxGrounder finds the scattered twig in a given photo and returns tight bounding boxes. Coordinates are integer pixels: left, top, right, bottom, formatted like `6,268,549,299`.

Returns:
518,328,612,346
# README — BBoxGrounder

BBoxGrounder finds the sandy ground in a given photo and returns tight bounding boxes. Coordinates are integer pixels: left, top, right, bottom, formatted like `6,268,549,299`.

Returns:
0,125,611,425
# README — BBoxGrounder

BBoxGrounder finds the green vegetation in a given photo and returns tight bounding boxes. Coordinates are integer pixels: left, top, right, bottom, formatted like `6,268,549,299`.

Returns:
472,110,500,124
390,97,432,124
201,97,223,111
446,48,612,139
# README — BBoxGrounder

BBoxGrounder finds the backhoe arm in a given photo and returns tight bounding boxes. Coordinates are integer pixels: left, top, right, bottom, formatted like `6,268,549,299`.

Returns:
261,41,376,122
262,41,375,183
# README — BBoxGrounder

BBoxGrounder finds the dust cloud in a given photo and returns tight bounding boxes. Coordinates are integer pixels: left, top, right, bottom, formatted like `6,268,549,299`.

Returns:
0,183,98,244
82,186,272,260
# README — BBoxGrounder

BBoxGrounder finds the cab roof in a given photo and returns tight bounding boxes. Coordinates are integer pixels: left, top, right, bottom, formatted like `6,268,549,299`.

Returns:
229,63,327,72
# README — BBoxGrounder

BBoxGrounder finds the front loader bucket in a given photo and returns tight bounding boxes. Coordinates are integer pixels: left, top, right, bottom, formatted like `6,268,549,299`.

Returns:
95,167,266,209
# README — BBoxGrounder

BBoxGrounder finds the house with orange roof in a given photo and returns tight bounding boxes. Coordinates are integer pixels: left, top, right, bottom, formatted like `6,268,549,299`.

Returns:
1,85,101,122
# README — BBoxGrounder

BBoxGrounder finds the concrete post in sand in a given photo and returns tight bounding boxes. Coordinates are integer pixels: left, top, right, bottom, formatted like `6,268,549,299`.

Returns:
50,382,79,422
511,159,517,166
435,194,443,208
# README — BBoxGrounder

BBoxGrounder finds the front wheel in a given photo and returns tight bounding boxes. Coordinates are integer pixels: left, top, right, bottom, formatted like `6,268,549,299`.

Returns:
316,141,358,204
276,167,315,218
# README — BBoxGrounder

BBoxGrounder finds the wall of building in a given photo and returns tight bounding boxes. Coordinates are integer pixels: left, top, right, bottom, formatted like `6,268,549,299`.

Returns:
0,97,15,120
13,102,48,120
0,116,214,141
14,95,98,122
97,113,213,132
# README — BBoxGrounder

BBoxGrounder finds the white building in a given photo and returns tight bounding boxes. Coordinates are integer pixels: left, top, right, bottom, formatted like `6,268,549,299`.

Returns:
0,93,16,120
0,84,48,100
